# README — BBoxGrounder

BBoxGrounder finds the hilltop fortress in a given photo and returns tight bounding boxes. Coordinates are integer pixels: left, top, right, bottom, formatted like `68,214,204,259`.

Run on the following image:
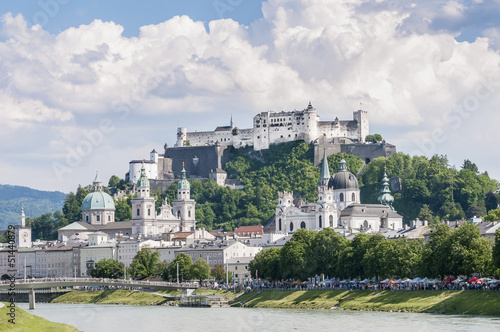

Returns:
175,102,369,150
127,103,395,188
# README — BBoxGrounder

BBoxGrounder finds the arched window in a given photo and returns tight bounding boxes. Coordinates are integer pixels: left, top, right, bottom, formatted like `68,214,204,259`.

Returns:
290,222,294,232
137,209,140,216
86,215,89,222
279,218,282,231
300,221,306,229
340,193,344,202
108,215,111,222
329,215,334,227
352,193,355,201
188,210,191,218
319,216,322,228
363,220,369,229
148,208,151,216
96,215,100,222
177,211,181,218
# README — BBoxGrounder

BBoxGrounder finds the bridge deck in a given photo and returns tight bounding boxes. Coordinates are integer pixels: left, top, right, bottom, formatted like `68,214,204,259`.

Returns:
0,278,195,290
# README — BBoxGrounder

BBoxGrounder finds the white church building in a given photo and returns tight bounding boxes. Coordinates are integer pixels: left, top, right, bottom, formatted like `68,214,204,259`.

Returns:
274,152,403,235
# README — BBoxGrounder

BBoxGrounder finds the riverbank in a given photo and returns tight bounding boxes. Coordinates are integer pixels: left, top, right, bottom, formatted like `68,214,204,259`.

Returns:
51,289,236,305
231,289,500,316
0,302,80,331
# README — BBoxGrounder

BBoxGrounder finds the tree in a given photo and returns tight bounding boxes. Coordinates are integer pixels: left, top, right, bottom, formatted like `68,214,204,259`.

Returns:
466,204,485,219
190,258,211,284
248,247,281,280
90,259,124,279
493,229,500,271
311,228,347,277
108,175,121,188
419,224,451,278
115,197,132,221
484,208,500,222
418,204,434,224
445,222,492,276
279,229,316,280
485,191,499,212
62,185,91,223
365,134,383,143
129,247,160,279
462,159,479,174
211,263,227,283
168,253,193,282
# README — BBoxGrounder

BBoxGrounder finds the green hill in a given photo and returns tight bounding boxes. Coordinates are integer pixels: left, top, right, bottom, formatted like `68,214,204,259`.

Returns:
0,184,66,230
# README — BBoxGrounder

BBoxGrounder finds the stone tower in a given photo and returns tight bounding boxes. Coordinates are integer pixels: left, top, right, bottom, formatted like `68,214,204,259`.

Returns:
172,165,196,231
15,206,32,248
132,164,156,220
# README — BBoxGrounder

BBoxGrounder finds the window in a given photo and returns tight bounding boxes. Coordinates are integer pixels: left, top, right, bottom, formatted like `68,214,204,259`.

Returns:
300,221,306,229
340,193,344,202
278,218,282,231
177,211,181,218
329,215,334,227
96,215,100,222
148,209,151,216
86,216,89,222
352,193,355,201
188,210,191,217
319,216,322,228
290,222,294,232
137,209,140,216
108,215,111,222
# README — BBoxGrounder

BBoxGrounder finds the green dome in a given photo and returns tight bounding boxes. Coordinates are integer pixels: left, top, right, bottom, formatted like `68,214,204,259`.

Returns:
137,165,150,188
178,167,190,190
82,191,115,210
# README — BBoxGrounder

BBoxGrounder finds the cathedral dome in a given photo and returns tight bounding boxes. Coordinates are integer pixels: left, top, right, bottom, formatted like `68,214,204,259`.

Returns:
82,172,115,211
82,191,115,210
328,159,359,190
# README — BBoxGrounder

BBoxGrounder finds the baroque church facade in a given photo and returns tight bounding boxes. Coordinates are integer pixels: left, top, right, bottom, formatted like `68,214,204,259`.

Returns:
274,152,403,235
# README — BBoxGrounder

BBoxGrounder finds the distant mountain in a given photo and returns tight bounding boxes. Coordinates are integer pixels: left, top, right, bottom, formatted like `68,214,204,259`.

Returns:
0,184,66,230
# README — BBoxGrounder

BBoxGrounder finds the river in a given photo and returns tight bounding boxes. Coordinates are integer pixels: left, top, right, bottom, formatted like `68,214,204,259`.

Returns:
18,303,500,332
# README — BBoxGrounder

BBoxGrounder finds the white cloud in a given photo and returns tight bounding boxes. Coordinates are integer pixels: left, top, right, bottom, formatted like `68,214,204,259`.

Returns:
0,1,499,192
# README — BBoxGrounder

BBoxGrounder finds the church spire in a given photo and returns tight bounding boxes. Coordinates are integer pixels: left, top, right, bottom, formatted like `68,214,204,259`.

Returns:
377,167,394,209
230,114,233,128
20,204,26,227
91,170,103,192
318,149,330,186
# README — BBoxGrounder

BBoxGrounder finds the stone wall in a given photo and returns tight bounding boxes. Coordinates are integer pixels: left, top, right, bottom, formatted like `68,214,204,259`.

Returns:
314,141,396,166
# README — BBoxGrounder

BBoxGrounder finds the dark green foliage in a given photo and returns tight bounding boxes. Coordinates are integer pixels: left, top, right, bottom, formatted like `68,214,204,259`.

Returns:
248,247,281,280
253,223,493,281
62,185,91,223
91,259,124,279
26,210,67,240
167,253,193,282
485,191,498,213
129,247,161,279
115,197,132,221
361,153,497,223
365,134,383,143
190,258,211,284
494,229,500,271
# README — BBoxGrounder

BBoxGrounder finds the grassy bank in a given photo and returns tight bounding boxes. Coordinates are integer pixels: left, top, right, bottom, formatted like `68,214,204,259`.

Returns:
231,290,500,316
51,289,236,305
0,303,80,331
51,290,168,305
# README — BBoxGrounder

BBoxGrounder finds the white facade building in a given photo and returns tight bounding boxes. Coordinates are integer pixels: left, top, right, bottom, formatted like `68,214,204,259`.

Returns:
176,103,369,151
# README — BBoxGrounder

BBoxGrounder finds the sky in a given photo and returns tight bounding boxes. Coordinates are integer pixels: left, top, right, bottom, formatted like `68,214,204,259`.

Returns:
0,0,499,193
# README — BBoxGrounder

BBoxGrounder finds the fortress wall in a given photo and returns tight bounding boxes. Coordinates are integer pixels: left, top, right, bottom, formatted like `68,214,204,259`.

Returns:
163,145,232,179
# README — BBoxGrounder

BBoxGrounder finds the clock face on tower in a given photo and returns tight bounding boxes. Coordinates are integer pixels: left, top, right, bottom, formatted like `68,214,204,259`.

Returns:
23,232,28,238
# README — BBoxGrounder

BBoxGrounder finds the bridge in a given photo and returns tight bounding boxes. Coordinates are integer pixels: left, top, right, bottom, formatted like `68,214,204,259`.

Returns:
0,278,196,310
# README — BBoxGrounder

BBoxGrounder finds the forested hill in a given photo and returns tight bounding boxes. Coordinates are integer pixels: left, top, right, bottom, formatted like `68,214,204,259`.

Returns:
38,141,499,237
0,184,66,230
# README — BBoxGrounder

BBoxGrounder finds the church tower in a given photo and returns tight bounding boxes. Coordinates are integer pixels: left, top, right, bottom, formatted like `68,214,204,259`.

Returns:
15,206,32,248
172,164,196,231
316,151,335,230
132,164,156,220
377,168,395,210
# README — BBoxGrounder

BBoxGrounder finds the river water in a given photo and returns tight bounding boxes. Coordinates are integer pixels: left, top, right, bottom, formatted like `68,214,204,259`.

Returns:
18,303,500,332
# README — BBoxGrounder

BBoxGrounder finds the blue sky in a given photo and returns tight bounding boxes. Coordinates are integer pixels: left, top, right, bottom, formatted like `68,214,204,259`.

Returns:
0,0,499,193
0,0,264,36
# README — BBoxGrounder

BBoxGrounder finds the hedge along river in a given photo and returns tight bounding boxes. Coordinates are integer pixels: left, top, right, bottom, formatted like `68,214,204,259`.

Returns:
18,303,500,332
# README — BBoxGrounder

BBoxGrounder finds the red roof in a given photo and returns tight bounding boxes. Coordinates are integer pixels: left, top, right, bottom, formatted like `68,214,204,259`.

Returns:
172,232,194,239
234,225,264,235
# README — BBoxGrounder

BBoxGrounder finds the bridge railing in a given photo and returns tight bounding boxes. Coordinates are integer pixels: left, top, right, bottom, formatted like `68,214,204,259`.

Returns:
0,278,196,288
